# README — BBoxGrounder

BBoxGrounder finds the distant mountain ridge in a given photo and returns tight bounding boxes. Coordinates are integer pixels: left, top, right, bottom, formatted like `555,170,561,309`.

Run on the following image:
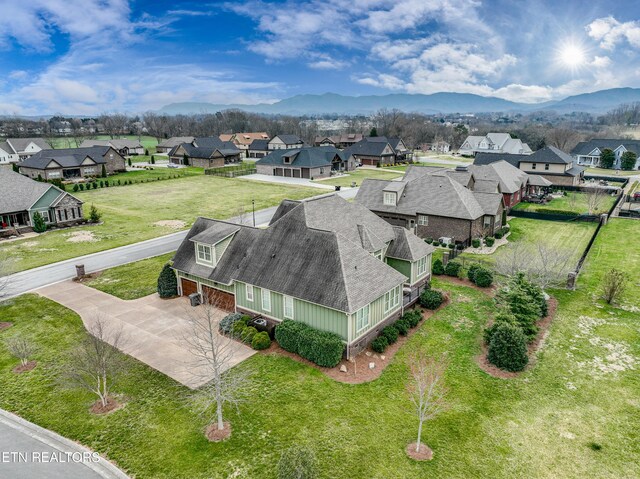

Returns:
159,88,640,116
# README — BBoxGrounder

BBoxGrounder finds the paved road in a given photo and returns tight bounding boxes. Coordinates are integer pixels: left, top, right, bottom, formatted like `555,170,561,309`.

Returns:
0,409,128,478
3,189,358,299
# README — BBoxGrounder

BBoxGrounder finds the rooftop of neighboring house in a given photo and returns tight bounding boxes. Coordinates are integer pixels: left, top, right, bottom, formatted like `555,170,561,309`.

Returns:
172,195,433,313
270,134,304,145
343,136,398,157
79,139,142,150
256,146,349,168
570,139,640,156
0,168,75,214
5,138,49,153
473,152,528,168
248,139,270,150
168,137,241,158
314,133,364,145
468,161,529,194
461,133,532,155
219,132,270,146
19,146,114,169
157,137,196,148
526,145,577,165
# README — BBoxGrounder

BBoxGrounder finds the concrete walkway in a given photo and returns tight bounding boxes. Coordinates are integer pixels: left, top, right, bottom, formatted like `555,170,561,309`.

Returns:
0,409,129,479
36,282,255,389
240,174,345,190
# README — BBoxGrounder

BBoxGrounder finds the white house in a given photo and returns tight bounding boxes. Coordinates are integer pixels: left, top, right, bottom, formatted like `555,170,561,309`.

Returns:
0,138,49,164
571,139,640,170
459,133,532,157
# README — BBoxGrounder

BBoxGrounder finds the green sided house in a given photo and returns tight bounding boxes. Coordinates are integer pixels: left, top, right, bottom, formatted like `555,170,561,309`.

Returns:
172,194,434,357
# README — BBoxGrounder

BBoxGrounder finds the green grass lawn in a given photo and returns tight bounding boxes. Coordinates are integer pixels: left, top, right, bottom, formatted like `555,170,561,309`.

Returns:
312,168,402,187
105,166,203,183
84,253,173,300
512,192,617,215
0,177,320,274
583,167,639,177
49,135,159,152
1,258,638,478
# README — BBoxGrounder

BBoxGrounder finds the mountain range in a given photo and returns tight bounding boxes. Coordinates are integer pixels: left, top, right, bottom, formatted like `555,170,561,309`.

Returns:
159,88,640,116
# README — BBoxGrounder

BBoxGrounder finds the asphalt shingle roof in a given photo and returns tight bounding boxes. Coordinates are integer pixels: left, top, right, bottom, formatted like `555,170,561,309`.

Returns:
0,168,61,214
19,146,112,169
473,152,528,168
570,139,640,156
256,146,348,168
6,138,49,153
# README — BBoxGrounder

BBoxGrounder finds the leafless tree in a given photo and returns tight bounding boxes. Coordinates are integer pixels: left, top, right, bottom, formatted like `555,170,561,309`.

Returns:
545,128,581,152
5,336,37,366
601,268,627,304
183,298,252,434
70,118,84,147
232,205,248,225
64,316,128,408
407,351,448,454
99,113,129,138
585,187,608,215
0,253,12,299
495,243,575,290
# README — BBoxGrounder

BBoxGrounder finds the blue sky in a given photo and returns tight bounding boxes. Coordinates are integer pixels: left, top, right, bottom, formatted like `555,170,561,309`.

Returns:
1,0,640,115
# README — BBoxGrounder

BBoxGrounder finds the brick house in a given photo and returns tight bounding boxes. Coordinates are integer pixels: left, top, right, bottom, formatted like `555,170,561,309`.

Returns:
255,146,355,179
168,137,242,167
19,146,126,180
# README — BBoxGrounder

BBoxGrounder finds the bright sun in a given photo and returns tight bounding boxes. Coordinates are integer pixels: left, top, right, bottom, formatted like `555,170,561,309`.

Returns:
556,40,587,71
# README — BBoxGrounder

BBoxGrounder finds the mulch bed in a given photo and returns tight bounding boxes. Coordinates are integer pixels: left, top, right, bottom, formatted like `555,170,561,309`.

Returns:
475,297,558,379
406,442,433,461
0,322,13,332
12,360,37,373
205,422,232,442
89,397,123,415
260,295,451,384
73,272,101,283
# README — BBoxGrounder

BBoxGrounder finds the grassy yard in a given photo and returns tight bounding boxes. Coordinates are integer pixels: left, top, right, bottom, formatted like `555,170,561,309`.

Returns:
0,177,320,274
1,252,638,478
105,166,203,183
84,253,173,300
512,192,617,215
583,167,639,177
48,135,159,152
312,168,402,187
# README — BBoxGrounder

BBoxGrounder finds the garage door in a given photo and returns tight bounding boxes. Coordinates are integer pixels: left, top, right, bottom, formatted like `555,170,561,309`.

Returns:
202,285,235,312
180,278,197,297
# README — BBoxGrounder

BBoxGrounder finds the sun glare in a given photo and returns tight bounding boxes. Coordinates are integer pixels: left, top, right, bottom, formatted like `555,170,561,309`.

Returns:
556,40,587,72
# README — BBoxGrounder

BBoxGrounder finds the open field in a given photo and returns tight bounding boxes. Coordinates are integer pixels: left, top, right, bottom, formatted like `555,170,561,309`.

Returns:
48,135,159,152
583,167,639,177
104,166,203,183
1,250,638,478
313,168,402,187
84,253,173,300
512,192,618,215
0,177,320,274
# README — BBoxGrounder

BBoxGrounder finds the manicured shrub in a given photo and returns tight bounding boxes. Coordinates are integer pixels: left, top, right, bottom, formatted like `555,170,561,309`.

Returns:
275,320,307,354
219,313,243,334
403,310,421,328
483,310,517,344
444,260,461,277
394,318,409,336
381,325,399,344
241,326,258,344
487,323,529,372
252,331,271,350
278,445,318,479
494,231,503,239
79,183,85,191
467,263,481,282
297,329,344,368
447,243,454,249
92,182,98,189
127,158,132,167
88,204,101,223
72,184,79,192
371,336,388,353
156,263,178,298
419,289,444,310
485,237,495,247
432,258,444,275
471,238,481,248
101,164,107,177
32,212,47,233
424,237,433,244
474,267,493,287
456,243,464,250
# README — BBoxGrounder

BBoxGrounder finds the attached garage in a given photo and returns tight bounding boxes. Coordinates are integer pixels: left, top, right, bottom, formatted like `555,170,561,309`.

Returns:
202,285,235,312
180,278,197,296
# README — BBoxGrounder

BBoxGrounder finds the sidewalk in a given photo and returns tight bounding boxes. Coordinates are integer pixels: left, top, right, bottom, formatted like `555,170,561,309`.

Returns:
0,409,129,479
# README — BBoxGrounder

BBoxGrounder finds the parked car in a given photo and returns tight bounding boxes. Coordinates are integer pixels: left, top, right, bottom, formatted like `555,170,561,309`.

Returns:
167,163,178,168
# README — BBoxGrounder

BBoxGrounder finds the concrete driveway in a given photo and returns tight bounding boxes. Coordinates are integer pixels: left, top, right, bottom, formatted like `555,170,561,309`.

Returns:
36,282,255,389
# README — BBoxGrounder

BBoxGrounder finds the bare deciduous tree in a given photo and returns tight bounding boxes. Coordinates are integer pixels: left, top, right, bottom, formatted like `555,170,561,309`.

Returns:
232,205,248,225
546,128,581,151
184,298,252,434
601,268,627,304
5,336,36,366
495,243,575,290
64,316,127,408
407,351,448,454
585,187,607,215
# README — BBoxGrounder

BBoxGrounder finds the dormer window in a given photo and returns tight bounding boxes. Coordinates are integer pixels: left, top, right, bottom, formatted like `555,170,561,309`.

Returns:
383,192,396,206
283,155,291,164
196,243,214,266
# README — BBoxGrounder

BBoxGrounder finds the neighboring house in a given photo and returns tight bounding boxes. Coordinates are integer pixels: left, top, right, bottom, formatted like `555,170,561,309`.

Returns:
19,146,126,180
156,137,195,154
255,146,355,179
0,138,49,164
425,141,450,153
80,139,145,156
267,134,305,150
343,136,408,166
172,195,434,356
220,132,270,158
468,161,530,209
356,166,505,245
168,137,242,167
247,139,270,158
314,133,364,148
459,133,532,156
571,139,640,169
0,168,84,234
474,147,585,186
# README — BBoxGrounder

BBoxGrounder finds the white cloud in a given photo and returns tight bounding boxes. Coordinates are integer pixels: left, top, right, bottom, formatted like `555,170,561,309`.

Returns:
592,55,612,68
587,16,640,50
308,60,349,70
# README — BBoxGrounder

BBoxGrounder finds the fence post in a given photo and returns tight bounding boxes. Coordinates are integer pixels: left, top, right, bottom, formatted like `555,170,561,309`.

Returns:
600,213,608,225
442,251,450,266
566,271,577,290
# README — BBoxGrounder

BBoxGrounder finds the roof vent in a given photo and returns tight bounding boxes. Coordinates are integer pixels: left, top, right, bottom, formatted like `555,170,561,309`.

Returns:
271,254,276,258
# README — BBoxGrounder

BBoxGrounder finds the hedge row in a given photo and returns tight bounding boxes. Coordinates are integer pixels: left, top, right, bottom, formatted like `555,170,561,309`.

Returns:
466,263,493,287
71,174,184,192
371,309,424,354
275,320,344,367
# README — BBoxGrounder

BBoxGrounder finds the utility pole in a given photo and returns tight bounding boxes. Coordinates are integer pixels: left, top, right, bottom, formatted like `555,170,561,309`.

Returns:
252,199,255,227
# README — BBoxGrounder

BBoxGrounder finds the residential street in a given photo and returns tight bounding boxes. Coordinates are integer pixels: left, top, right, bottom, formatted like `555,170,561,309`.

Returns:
2,188,358,299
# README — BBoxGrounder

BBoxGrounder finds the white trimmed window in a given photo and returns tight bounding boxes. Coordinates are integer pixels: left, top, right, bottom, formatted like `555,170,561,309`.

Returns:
283,295,294,319
483,216,492,227
355,304,370,333
383,192,396,206
384,285,401,313
418,215,428,225
48,171,61,178
196,243,213,265
261,288,271,312
416,256,427,277
246,284,254,302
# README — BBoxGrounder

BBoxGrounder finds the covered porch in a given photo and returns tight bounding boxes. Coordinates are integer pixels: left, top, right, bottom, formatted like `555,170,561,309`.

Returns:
403,281,429,308
1,211,30,230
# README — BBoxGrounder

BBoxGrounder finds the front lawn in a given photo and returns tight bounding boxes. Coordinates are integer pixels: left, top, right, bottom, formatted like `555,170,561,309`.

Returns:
0,177,320,273
512,192,617,215
312,168,401,187
49,135,159,152
583,167,639,177
84,253,173,300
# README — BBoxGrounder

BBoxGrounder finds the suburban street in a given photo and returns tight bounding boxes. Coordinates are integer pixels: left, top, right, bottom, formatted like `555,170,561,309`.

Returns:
2,188,358,299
